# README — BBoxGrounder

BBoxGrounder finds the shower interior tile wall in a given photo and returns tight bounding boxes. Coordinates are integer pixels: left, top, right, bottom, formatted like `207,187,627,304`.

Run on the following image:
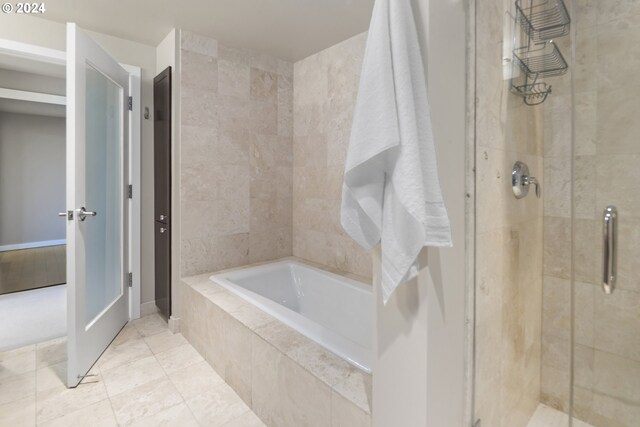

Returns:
179,30,372,281
474,0,544,426
540,3,640,426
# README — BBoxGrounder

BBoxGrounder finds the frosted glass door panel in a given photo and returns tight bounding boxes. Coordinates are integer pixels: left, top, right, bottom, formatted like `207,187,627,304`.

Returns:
66,22,129,388
84,63,123,324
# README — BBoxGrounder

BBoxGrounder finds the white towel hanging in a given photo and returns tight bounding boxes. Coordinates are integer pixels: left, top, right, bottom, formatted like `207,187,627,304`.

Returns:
340,0,452,304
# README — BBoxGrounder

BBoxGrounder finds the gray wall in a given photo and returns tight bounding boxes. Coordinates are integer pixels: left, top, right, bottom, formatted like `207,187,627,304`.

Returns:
0,69,65,95
0,112,66,247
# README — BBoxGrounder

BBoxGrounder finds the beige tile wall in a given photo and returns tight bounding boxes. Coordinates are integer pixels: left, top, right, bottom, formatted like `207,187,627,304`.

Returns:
541,3,640,425
292,32,372,280
179,31,294,276
540,49,574,412
474,0,545,425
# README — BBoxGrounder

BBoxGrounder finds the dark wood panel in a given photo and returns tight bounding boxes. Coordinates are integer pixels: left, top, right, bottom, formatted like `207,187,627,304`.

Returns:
154,67,171,225
154,67,171,318
154,221,170,317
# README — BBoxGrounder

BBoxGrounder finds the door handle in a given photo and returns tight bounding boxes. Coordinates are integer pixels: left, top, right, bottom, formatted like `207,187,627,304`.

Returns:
602,206,618,294
58,211,73,220
76,207,97,222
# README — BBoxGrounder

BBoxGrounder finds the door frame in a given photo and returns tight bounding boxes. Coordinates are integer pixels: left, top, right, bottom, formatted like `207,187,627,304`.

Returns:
0,37,142,320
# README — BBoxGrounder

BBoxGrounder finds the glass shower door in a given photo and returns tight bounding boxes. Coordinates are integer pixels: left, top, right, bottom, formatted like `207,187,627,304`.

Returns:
570,2,640,425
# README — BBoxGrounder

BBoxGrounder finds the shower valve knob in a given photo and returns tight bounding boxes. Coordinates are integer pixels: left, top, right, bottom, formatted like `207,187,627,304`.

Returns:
512,161,541,199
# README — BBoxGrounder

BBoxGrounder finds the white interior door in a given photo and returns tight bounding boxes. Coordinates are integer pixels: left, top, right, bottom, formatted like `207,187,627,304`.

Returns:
66,23,130,387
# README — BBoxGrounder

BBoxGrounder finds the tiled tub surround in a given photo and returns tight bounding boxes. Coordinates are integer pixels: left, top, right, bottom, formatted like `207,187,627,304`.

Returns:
292,32,372,280
180,30,294,277
211,260,372,372
180,259,372,427
180,29,372,280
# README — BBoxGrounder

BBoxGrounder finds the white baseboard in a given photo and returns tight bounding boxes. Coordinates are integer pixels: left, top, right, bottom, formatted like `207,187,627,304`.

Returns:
168,316,180,333
0,239,66,252
140,301,159,317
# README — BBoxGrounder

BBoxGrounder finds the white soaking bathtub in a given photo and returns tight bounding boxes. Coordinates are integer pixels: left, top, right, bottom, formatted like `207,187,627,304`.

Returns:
210,260,372,373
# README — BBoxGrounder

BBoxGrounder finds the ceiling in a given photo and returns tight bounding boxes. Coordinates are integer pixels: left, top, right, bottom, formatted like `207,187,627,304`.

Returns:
35,0,373,61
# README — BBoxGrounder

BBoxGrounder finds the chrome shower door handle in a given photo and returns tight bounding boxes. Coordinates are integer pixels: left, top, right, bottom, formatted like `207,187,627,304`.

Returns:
602,206,618,294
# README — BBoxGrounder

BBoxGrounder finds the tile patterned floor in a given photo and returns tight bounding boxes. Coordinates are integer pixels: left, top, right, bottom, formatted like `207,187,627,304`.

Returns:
527,404,595,427
0,313,266,426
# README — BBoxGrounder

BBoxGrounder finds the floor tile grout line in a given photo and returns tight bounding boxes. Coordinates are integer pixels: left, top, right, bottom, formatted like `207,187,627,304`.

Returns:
103,322,191,425
1,314,259,427
36,367,109,426
104,340,195,427
34,316,163,426
101,357,122,427
99,316,172,426
152,343,195,423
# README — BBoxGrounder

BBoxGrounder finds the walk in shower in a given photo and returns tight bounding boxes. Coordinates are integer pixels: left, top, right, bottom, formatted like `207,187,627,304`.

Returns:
473,0,640,426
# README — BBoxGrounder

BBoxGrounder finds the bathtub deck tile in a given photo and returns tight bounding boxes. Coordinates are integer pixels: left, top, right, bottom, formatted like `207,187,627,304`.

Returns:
189,280,224,297
182,273,217,291
332,370,373,415
203,288,251,313
228,303,278,330
287,341,354,388
253,320,312,355
182,267,373,427
331,390,371,427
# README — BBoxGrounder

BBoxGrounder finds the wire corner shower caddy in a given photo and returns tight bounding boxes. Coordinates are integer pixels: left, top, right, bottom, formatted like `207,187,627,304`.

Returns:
510,0,570,106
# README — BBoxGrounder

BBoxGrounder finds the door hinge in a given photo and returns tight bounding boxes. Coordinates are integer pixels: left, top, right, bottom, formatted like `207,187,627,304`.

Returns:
128,184,133,199
128,96,133,111
128,272,133,287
